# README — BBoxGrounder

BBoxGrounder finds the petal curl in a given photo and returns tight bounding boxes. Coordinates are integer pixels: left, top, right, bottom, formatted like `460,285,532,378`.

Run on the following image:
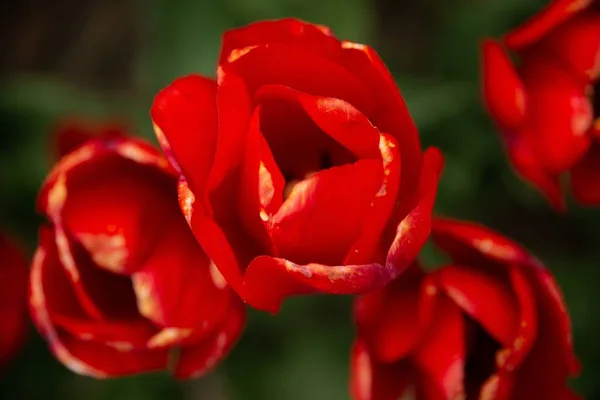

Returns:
242,256,396,313
431,218,536,268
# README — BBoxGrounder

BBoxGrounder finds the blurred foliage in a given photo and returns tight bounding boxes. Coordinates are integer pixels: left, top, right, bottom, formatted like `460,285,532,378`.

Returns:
1,0,599,399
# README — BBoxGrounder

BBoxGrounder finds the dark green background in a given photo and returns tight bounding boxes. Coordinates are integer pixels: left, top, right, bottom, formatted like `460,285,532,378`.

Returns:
1,0,598,398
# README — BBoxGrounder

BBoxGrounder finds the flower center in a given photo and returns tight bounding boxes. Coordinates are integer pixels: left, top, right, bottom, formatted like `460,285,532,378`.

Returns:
283,152,332,198
259,100,356,199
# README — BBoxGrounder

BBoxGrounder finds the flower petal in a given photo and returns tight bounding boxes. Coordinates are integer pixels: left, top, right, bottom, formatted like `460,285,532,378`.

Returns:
385,147,443,274
413,297,466,400
219,18,337,65
39,138,176,276
178,180,246,292
570,141,600,205
505,132,566,211
255,85,381,160
151,75,218,192
242,256,395,313
354,266,426,363
345,134,401,265
131,216,233,330
495,265,538,372
173,299,245,379
481,40,527,129
350,340,418,400
510,266,580,398
339,42,423,199
521,54,592,172
30,227,168,378
504,0,594,50
224,43,375,116
271,159,382,266
431,218,536,268
238,108,285,252
537,13,600,82
435,265,518,347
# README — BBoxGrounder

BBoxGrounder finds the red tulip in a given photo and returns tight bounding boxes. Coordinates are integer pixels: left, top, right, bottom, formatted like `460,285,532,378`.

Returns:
0,232,28,369
151,18,444,313
30,126,245,378
351,218,580,400
482,0,600,209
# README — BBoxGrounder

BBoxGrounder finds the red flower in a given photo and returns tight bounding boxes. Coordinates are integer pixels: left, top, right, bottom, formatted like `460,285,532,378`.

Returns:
151,18,444,313
0,232,28,369
30,127,245,379
482,0,600,209
351,218,580,400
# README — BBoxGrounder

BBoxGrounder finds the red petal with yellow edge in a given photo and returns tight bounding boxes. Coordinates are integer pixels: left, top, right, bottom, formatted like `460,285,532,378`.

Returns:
151,75,218,193
339,42,423,199
219,18,336,66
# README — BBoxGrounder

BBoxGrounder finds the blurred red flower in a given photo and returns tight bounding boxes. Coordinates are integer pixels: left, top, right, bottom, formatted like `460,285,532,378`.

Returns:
151,18,444,313
30,126,245,378
0,232,28,369
482,0,600,210
351,218,580,400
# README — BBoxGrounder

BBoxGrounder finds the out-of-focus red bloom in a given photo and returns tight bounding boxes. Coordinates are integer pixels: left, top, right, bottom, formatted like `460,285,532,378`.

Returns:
0,232,28,369
482,0,600,210
49,119,126,160
151,18,444,313
351,218,580,400
30,127,245,379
